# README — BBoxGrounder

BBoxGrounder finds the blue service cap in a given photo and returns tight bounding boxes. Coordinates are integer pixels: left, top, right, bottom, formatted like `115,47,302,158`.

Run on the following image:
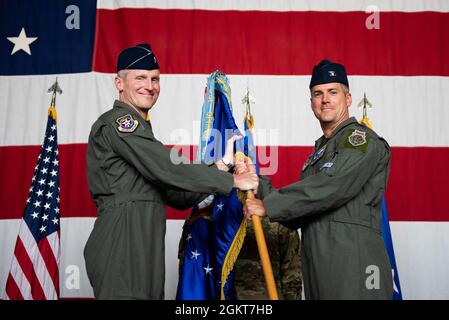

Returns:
116,43,159,72
309,59,349,89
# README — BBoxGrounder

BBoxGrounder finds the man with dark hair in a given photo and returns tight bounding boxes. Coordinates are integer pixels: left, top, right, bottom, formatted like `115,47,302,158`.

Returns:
84,44,258,299
245,60,393,299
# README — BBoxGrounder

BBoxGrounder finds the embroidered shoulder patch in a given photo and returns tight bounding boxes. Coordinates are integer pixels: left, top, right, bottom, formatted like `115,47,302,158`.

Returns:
344,129,369,152
348,129,366,146
116,114,139,133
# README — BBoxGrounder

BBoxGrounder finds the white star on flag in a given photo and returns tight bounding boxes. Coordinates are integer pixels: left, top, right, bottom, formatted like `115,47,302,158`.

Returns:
216,202,224,211
204,264,213,275
191,250,201,260
7,27,38,55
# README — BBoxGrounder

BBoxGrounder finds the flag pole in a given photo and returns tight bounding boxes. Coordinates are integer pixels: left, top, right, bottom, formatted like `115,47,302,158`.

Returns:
242,88,279,300
247,191,279,300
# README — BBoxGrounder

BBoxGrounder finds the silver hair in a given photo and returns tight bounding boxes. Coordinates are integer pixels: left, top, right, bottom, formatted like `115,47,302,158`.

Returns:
341,84,350,94
117,70,128,79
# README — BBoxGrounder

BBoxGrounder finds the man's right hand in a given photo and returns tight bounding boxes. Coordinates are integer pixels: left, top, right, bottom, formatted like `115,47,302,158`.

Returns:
244,198,267,220
233,160,258,193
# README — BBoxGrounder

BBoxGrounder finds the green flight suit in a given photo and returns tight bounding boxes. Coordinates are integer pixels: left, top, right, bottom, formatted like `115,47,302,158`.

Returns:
84,100,234,300
261,117,393,300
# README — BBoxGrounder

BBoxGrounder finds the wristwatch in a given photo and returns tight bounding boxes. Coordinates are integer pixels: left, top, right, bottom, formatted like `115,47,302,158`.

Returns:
221,157,234,170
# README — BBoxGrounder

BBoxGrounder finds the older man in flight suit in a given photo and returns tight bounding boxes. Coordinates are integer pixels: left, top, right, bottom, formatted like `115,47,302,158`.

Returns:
245,60,393,299
84,44,258,299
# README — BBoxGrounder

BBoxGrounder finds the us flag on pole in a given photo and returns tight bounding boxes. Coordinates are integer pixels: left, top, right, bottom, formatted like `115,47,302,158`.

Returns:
4,101,60,300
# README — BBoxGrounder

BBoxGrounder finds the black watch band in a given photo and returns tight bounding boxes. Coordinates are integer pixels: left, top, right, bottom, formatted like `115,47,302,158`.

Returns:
222,158,234,170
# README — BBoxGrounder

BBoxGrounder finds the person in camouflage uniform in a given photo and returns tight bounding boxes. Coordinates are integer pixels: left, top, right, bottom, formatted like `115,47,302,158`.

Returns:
178,157,302,300
234,217,302,300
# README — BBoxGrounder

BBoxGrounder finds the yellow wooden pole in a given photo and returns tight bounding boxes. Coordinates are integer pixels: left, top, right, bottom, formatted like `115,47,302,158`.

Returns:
247,191,279,300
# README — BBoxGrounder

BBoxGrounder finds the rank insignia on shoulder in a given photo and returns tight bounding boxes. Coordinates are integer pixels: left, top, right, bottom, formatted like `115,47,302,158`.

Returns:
348,129,367,147
116,114,139,133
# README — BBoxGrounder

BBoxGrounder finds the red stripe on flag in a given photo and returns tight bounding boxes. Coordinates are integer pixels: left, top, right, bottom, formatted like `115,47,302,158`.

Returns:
7,237,46,300
57,144,97,220
386,147,449,221
1,144,448,221
5,273,24,300
93,9,449,76
38,237,60,297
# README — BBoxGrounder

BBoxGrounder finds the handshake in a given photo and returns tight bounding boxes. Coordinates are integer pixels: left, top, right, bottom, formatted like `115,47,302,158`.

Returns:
214,135,267,220
215,135,259,194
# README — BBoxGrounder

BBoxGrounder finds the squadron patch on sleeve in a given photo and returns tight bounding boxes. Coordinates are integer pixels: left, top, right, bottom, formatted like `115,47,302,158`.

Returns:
348,129,366,146
116,114,139,133
344,129,369,152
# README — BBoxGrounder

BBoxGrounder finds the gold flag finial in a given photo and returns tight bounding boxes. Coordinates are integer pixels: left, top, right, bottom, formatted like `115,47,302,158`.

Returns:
357,92,373,128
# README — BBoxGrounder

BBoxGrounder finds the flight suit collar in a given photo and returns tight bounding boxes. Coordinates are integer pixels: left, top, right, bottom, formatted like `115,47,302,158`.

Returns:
113,99,153,127
314,117,358,148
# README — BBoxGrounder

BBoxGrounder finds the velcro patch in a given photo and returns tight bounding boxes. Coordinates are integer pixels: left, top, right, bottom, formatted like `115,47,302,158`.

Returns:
116,114,139,133
344,129,369,152
320,162,334,170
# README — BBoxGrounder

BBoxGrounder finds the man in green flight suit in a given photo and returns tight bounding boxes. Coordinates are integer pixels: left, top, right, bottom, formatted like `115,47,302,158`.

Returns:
245,59,393,300
84,44,259,300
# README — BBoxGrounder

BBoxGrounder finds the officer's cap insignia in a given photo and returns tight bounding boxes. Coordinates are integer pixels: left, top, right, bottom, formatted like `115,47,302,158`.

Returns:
348,129,366,147
116,114,139,133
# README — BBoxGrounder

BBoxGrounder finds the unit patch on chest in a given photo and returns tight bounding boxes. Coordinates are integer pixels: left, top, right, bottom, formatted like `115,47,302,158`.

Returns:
302,145,327,171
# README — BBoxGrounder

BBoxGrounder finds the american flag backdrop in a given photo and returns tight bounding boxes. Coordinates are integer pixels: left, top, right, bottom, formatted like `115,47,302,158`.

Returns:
1,0,449,299
3,105,60,300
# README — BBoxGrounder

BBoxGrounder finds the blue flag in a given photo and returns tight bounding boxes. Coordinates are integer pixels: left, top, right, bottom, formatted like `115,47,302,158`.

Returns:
360,117,402,300
177,71,251,300
0,0,96,76
381,197,403,300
